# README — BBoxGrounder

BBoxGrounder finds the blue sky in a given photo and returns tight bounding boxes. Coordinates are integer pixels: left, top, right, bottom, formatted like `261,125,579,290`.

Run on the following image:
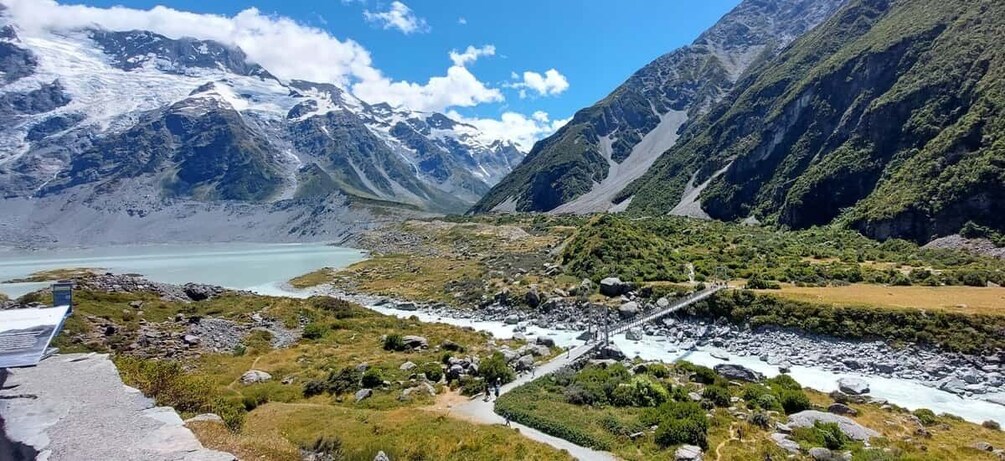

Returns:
18,0,741,147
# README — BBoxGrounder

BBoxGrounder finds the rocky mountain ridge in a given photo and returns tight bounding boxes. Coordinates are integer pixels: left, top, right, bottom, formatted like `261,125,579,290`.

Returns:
0,13,524,245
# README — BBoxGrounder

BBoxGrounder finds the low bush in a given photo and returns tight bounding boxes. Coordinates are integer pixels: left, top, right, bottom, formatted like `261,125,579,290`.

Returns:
702,384,731,407
792,421,850,450
418,362,443,383
326,367,362,395
303,379,326,397
777,389,811,414
479,352,515,386
647,401,709,449
361,369,384,388
496,398,613,451
913,408,938,426
302,322,327,340
383,333,405,351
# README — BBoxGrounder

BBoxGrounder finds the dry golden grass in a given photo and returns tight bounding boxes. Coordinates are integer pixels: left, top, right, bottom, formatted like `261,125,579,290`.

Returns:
191,402,573,461
764,284,1005,315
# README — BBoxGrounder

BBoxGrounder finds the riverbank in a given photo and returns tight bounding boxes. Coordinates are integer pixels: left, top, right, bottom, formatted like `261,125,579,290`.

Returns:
303,285,1005,425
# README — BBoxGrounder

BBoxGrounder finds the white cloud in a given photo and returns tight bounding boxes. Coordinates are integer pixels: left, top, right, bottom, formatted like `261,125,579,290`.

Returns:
507,69,570,98
449,110,571,152
457,17,467,25
362,1,428,35
353,45,501,112
1,0,564,147
449,44,495,67
3,0,498,112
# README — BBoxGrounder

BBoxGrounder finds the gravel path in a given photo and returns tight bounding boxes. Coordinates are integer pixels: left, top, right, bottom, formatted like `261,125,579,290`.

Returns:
451,343,618,461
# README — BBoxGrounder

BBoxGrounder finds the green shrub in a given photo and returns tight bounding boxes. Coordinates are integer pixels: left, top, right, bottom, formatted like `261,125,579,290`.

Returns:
644,363,670,379
702,385,731,407
361,369,384,388
115,357,212,414
496,392,613,451
479,352,515,386
309,296,368,318
418,362,443,383
746,273,780,289
303,379,326,397
913,408,938,426
792,422,849,450
777,389,811,414
611,375,669,407
751,411,771,428
456,376,484,397
211,397,246,431
766,374,802,391
652,401,709,449
300,435,344,459
302,322,327,340
651,413,707,449
326,367,362,395
383,333,405,351
678,361,719,385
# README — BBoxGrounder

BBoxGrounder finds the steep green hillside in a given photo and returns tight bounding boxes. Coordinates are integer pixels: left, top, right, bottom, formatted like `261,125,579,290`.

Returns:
624,0,1005,242
470,0,846,214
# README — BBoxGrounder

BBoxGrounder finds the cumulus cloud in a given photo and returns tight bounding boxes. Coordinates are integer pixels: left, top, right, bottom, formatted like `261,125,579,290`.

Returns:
362,1,428,35
353,45,500,112
449,110,571,152
507,69,570,98
1,0,564,145
457,17,467,25
449,45,495,67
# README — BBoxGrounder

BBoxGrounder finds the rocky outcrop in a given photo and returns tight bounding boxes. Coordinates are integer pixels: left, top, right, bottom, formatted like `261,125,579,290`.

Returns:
787,410,879,441
0,353,236,461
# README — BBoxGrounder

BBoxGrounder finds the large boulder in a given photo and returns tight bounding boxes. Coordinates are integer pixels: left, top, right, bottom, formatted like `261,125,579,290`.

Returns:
374,451,390,461
355,388,372,403
714,364,764,382
600,277,629,297
837,377,870,395
597,343,626,361
240,370,272,385
515,355,535,371
625,329,642,341
674,444,703,461
498,347,519,363
770,433,800,453
618,302,640,319
535,336,556,347
400,361,417,371
402,335,428,349
828,403,858,416
524,286,541,308
788,410,879,441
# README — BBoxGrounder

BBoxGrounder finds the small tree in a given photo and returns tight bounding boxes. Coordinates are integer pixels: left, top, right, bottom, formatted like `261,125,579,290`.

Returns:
479,352,515,385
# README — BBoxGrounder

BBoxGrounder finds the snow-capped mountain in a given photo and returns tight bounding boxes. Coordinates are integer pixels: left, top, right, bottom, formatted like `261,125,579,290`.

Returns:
0,12,523,218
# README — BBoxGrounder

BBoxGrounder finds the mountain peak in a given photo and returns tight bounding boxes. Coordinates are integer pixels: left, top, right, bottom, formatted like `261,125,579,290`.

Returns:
87,28,275,80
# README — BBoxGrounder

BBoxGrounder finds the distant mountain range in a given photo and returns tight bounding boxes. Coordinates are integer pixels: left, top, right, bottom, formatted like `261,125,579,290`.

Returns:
3,0,1001,246
475,0,1005,244
0,13,522,215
